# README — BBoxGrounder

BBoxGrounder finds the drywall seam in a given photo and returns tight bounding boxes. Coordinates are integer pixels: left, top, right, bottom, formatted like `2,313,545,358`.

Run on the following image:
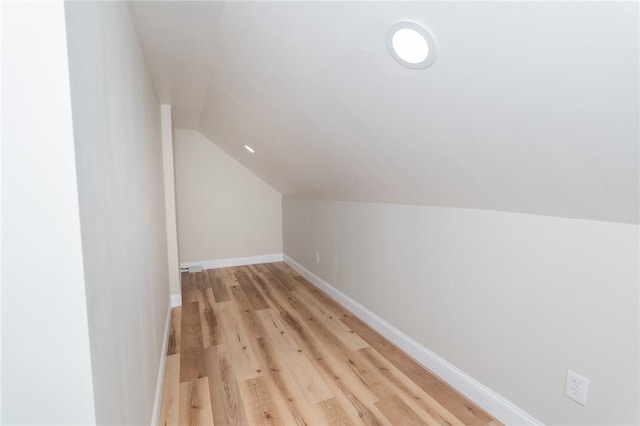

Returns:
180,253,283,270
283,254,542,426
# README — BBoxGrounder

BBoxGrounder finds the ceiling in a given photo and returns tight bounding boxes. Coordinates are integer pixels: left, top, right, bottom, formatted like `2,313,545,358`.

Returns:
132,1,639,224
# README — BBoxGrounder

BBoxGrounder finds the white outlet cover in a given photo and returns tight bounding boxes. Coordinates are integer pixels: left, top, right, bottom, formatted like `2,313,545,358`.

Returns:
565,370,589,406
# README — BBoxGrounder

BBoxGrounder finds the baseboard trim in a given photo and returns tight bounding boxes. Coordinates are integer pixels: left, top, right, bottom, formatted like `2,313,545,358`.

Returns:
283,254,542,426
170,294,182,307
180,253,283,271
150,298,172,426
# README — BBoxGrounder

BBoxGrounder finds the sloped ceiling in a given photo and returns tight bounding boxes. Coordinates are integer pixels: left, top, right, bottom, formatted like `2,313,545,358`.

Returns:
132,1,639,224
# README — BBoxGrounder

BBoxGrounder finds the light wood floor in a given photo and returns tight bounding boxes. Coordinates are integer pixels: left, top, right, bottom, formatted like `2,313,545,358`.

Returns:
159,262,500,426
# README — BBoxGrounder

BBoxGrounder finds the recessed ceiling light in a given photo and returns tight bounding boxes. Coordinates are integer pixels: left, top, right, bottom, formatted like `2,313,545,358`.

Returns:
244,145,255,153
386,21,436,70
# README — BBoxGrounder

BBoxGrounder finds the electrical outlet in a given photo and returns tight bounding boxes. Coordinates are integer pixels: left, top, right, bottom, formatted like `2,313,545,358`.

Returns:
315,252,320,264
565,370,589,406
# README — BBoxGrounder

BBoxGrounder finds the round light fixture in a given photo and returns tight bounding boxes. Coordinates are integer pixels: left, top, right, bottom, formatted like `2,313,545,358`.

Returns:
386,21,436,69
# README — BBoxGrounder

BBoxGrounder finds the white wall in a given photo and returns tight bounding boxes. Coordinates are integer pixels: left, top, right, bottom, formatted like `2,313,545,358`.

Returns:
283,196,639,425
65,2,170,425
1,1,96,423
0,2,4,421
174,130,282,264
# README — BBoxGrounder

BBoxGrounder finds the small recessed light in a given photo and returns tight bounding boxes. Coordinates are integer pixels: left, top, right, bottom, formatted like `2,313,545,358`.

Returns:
386,21,436,70
244,145,255,153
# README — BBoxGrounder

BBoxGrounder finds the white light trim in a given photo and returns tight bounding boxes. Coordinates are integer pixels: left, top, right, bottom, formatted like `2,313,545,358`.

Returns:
244,145,255,153
386,21,436,70
393,28,429,64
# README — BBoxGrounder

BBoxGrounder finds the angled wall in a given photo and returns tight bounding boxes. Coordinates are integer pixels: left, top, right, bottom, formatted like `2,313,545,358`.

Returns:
65,2,170,425
283,196,639,425
173,130,282,265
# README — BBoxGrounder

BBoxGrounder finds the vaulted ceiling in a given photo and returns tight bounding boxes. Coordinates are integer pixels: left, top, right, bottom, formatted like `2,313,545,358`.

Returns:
132,1,639,224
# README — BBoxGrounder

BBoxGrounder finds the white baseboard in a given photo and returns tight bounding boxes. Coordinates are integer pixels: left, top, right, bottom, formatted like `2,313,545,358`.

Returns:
180,253,283,271
150,298,173,426
283,254,542,426
170,294,181,307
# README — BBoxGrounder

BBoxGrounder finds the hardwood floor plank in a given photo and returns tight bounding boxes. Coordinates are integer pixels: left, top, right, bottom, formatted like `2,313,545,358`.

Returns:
228,285,266,339
179,377,214,426
314,398,355,426
207,268,230,302
218,300,263,381
195,272,207,290
197,288,223,348
180,301,207,382
257,291,384,421
266,292,391,405
248,272,291,309
230,283,348,425
167,307,181,356
251,268,401,414
166,263,501,426
342,315,494,425
257,309,334,404
292,275,354,319
249,274,386,424
182,272,198,304
251,271,350,361
265,263,297,291
340,349,395,400
375,394,427,426
360,346,465,426
181,301,204,353
234,267,270,311
276,262,352,319
249,275,325,359
293,288,369,351
273,262,301,279
319,362,386,426
239,376,297,426
254,337,310,426
200,269,213,290
247,264,267,274
180,350,207,384
255,269,291,294
206,345,249,426
159,354,180,426
250,274,383,425
219,267,239,287
270,307,396,422
266,268,493,426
